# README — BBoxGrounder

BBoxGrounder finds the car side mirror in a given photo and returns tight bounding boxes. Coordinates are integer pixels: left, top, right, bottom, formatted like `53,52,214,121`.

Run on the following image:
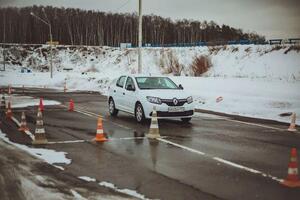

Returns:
127,84,135,91
179,84,184,89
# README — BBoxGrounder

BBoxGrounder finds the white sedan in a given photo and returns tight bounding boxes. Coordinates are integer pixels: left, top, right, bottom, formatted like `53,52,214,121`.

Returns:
108,75,195,123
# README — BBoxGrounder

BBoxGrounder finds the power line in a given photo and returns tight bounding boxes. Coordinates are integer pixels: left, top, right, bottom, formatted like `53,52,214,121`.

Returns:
114,0,131,12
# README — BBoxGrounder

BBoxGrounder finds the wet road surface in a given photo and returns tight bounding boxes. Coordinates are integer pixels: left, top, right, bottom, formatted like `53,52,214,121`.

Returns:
1,87,300,200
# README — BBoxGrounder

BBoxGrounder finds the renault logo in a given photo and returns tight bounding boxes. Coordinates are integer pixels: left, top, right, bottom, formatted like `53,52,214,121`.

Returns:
173,98,178,105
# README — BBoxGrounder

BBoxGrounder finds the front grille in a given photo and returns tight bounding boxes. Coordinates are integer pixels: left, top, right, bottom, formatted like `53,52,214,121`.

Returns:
161,98,187,106
150,110,194,117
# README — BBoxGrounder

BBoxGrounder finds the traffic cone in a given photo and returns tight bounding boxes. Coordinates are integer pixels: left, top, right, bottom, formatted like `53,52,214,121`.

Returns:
94,117,107,142
5,101,13,119
18,111,29,132
69,99,74,111
147,106,161,139
281,148,300,187
39,98,44,112
0,95,5,110
8,85,11,95
32,107,48,144
64,81,67,93
288,113,297,132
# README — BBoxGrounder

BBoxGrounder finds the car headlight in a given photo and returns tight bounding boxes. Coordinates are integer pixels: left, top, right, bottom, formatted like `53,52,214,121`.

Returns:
146,96,162,104
187,96,193,104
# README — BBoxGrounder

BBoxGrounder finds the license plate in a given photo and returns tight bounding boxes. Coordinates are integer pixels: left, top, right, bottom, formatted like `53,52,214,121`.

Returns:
168,107,185,112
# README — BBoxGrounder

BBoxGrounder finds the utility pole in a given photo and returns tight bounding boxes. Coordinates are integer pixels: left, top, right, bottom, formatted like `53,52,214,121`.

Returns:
138,0,142,74
2,46,6,71
30,10,53,78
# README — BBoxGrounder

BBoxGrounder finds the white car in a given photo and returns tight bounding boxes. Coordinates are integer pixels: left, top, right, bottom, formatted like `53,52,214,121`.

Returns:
108,75,195,123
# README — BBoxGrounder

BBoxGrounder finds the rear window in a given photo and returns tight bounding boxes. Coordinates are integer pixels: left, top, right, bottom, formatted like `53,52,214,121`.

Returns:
116,76,126,88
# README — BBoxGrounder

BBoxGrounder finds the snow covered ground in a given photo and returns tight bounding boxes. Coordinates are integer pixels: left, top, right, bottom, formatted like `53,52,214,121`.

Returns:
0,44,299,124
2,94,60,108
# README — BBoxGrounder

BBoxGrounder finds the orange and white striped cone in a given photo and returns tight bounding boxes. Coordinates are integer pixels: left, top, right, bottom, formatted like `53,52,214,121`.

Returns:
32,107,48,144
8,85,12,95
147,106,161,139
18,111,29,132
282,148,300,187
5,101,13,119
0,95,5,110
69,99,74,111
39,98,44,112
64,81,67,93
288,113,297,132
94,117,107,142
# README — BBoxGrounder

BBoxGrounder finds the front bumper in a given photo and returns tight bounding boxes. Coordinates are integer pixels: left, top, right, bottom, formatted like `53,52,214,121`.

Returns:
143,101,195,119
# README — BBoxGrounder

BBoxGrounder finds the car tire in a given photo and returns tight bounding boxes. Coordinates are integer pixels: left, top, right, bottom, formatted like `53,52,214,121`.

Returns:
135,103,145,123
181,117,192,123
109,98,118,116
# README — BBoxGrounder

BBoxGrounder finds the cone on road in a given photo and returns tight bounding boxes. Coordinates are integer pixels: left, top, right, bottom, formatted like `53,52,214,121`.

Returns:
0,95,5,110
147,106,161,139
8,85,11,95
32,107,48,144
18,111,29,132
69,99,74,111
5,101,12,119
39,98,44,112
281,148,300,187
94,117,107,142
64,80,67,93
288,113,297,132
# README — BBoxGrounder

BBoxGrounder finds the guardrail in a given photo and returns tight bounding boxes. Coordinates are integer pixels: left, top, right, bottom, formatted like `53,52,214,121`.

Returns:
1,38,299,49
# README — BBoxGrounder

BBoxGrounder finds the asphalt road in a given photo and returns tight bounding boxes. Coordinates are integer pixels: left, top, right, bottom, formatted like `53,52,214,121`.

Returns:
1,87,300,200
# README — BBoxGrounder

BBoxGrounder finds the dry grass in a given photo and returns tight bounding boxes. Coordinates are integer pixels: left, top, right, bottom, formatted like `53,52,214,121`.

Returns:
190,55,212,76
284,45,300,54
159,50,183,75
231,47,239,53
209,46,222,55
245,47,252,53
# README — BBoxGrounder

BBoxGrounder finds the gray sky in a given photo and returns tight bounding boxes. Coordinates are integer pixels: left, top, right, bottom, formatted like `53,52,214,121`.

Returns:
1,0,299,39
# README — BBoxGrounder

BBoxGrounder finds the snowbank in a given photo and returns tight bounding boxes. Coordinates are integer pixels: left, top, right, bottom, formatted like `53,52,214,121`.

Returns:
0,130,71,165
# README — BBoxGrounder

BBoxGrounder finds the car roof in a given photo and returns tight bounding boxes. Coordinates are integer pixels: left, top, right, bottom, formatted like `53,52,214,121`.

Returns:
124,74,168,78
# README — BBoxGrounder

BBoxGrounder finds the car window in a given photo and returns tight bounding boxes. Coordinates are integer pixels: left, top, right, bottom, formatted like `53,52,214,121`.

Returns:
135,77,179,89
125,77,135,90
116,76,126,88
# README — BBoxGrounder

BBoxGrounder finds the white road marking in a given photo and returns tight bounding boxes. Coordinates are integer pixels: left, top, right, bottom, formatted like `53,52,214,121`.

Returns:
157,138,283,183
213,157,283,182
11,116,35,140
109,136,168,141
47,140,86,144
158,138,205,156
70,105,132,130
225,119,288,132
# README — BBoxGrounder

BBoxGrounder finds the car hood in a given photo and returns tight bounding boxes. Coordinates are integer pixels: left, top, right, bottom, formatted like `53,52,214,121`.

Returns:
138,89,191,99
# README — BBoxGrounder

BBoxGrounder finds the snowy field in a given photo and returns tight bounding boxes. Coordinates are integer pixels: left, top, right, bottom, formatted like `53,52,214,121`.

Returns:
0,44,299,124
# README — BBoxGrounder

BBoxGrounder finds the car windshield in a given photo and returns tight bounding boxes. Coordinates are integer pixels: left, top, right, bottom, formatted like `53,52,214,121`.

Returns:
135,77,179,89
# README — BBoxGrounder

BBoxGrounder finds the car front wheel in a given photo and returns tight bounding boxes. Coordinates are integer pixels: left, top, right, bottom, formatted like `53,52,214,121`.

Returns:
109,98,118,116
135,103,145,123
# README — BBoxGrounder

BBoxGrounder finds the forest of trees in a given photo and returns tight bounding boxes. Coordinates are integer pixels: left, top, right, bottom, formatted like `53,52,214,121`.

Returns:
0,5,265,46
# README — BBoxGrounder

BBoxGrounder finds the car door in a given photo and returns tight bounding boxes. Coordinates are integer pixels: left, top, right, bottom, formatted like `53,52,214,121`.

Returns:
123,76,137,114
114,76,127,110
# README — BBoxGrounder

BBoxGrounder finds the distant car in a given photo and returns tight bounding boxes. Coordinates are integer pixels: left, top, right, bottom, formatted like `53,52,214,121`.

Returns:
108,75,195,123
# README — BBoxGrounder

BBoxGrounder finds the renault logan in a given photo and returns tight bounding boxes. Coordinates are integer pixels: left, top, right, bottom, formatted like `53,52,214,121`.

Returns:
108,75,194,123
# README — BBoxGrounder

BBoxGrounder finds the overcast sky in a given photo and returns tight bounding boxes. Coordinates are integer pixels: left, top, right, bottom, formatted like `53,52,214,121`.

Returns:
1,0,299,39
